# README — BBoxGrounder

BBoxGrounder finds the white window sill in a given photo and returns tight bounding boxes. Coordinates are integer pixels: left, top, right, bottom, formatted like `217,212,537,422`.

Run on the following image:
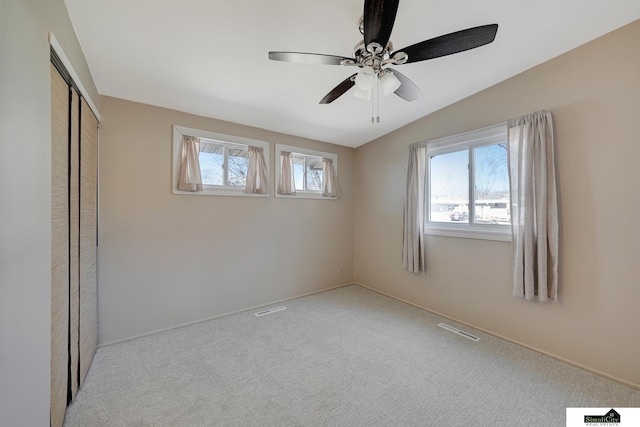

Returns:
425,225,511,242
173,186,269,197
275,192,336,200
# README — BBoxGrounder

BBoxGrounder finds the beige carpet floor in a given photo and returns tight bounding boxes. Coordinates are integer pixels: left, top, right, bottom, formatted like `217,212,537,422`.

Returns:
64,285,640,426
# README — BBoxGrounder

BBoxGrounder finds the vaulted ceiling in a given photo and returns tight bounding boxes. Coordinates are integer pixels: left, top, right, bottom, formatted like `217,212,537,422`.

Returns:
64,0,639,147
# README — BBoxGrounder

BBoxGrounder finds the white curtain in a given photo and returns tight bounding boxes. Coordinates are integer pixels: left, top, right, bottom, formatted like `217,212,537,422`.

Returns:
177,135,203,192
277,151,296,195
245,146,268,194
507,110,559,302
402,141,427,273
322,157,341,197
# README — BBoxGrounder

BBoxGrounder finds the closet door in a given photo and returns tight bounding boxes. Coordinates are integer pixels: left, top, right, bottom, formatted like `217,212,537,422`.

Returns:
50,53,99,425
50,62,70,427
79,98,98,384
69,90,81,398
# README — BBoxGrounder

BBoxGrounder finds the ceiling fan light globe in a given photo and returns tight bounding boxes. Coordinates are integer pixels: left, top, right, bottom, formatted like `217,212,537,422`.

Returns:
355,66,375,90
380,71,401,96
353,86,372,101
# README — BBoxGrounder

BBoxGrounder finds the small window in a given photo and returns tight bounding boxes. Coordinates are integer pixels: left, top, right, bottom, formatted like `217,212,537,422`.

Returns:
292,154,323,192
275,144,338,199
426,124,511,241
172,126,269,197
199,140,249,187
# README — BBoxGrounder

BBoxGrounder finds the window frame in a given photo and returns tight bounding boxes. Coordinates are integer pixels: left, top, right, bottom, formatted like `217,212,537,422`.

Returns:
425,124,511,242
172,125,270,197
274,144,338,200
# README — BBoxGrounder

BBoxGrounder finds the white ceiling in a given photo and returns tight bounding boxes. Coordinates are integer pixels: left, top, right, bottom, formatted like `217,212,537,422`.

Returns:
64,0,639,148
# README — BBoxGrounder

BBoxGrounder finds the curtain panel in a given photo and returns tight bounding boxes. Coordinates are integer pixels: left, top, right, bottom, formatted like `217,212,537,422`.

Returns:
177,135,203,192
277,151,296,195
245,146,269,194
402,141,427,273
322,157,341,197
507,110,559,302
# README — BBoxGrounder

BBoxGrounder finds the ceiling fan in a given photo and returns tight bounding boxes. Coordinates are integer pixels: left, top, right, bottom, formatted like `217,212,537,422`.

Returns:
268,0,498,118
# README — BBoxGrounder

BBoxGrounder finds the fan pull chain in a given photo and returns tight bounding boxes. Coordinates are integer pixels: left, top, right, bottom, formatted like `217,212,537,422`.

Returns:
371,82,375,124
371,79,380,124
376,79,380,123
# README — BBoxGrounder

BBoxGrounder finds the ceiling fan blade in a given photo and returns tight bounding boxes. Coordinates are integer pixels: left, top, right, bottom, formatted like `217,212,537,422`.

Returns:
393,24,498,64
319,74,357,104
363,0,399,49
268,51,352,66
388,69,421,102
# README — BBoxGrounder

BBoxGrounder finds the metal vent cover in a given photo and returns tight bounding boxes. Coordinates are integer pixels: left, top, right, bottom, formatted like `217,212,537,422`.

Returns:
255,306,287,317
438,323,480,341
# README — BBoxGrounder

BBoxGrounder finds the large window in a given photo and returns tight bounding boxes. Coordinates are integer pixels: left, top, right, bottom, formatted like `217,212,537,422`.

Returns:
172,126,269,197
426,124,511,241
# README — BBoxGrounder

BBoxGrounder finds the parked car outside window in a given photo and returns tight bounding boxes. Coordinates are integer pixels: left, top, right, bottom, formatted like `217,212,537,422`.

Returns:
450,206,469,221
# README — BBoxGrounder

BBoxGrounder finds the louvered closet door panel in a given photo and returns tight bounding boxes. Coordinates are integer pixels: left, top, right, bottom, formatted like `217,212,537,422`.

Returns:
79,97,98,385
69,90,80,398
50,63,70,427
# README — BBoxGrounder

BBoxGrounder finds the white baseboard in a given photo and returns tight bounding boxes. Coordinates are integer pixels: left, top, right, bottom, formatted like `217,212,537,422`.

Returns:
353,282,640,391
98,282,354,348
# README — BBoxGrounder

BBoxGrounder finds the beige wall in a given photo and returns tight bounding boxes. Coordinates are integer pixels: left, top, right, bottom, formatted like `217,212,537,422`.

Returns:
354,20,640,388
97,96,354,345
0,0,98,424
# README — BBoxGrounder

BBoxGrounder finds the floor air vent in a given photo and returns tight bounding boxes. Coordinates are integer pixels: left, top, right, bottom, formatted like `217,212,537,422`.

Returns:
438,323,480,341
255,306,287,317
